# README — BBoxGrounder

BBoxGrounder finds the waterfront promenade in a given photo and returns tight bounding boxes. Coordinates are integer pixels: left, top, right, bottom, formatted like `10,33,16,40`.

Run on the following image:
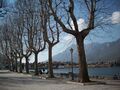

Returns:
0,70,120,90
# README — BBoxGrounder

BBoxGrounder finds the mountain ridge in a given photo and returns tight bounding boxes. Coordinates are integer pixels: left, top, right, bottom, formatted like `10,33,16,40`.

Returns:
53,39,120,63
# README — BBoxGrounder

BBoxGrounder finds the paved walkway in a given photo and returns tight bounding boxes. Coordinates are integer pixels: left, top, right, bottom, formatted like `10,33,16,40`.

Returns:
0,70,120,90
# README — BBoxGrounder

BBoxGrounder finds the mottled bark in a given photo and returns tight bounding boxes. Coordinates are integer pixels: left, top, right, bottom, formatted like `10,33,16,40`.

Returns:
11,60,14,71
15,57,18,72
35,52,39,75
48,45,54,78
76,36,90,82
19,58,22,73
25,56,29,74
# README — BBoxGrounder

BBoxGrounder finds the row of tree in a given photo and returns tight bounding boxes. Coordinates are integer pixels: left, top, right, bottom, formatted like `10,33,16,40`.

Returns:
0,0,111,82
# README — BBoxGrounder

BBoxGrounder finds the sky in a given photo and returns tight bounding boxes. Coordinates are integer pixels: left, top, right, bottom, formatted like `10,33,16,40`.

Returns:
38,0,120,63
1,0,120,63
6,0,15,4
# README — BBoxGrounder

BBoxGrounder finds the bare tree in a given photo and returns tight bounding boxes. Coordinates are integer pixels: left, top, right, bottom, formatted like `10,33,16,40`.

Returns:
40,0,60,78
16,0,46,75
38,0,61,78
45,20,59,78
0,21,17,71
7,12,24,73
8,17,20,72
48,0,110,82
0,24,12,70
14,0,32,74
16,25,24,73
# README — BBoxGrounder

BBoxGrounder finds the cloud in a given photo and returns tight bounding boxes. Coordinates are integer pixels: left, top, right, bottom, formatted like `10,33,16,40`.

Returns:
111,11,120,24
62,18,86,44
71,18,86,31
58,18,87,51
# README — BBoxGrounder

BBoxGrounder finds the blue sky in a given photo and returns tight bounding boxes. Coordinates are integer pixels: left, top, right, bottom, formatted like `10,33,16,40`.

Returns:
37,0,120,62
7,0,15,4
1,0,120,63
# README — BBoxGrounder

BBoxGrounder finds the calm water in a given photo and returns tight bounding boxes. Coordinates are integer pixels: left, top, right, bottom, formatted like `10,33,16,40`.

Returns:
53,67,120,76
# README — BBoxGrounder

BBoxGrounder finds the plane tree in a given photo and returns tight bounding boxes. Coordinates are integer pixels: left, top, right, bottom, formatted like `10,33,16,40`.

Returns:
18,0,46,75
15,0,33,74
39,0,60,78
48,0,111,82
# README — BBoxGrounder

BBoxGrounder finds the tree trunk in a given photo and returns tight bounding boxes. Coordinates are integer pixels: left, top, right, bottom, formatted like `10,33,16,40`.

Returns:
76,37,90,83
15,57,18,72
48,45,54,78
19,58,22,73
11,60,14,71
35,52,39,75
8,59,11,71
25,56,29,74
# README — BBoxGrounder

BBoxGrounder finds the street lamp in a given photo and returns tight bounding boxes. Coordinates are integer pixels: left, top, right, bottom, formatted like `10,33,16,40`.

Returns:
70,48,74,80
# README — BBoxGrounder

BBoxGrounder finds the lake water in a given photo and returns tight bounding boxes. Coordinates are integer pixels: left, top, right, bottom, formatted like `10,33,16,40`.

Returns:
53,67,120,77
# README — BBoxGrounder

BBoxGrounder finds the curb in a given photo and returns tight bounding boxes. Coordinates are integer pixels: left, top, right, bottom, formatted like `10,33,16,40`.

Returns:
66,81,106,86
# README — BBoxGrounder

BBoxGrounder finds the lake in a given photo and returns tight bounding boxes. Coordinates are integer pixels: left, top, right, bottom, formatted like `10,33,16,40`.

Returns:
53,67,120,77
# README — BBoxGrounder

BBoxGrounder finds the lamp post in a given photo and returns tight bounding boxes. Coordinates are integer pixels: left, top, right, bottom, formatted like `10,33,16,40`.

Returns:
70,48,74,80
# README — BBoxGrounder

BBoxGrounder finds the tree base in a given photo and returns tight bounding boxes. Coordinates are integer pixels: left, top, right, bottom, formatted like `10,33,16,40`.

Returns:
34,73,39,76
19,71,23,73
48,75,55,78
78,79,91,83
24,71,29,74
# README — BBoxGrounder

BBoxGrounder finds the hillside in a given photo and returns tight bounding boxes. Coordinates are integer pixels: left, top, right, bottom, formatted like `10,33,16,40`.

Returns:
53,39,120,63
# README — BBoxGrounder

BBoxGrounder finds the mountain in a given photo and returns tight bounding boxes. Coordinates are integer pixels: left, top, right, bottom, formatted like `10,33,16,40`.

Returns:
53,39,120,63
